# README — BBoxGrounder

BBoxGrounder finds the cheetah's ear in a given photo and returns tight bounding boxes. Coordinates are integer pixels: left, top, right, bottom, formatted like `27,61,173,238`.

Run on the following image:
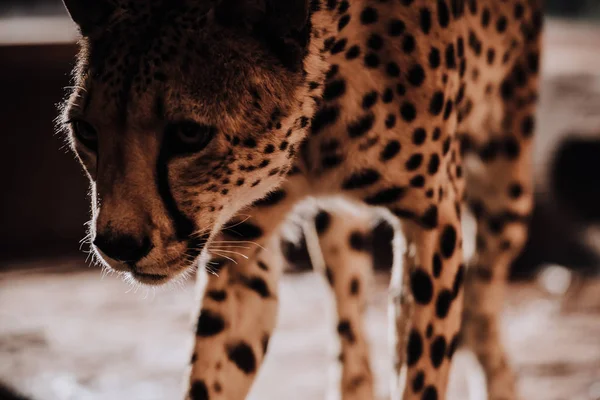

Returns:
214,0,309,36
62,0,116,36
215,0,310,71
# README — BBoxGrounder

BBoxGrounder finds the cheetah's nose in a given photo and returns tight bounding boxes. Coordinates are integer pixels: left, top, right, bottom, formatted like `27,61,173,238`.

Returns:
93,233,153,264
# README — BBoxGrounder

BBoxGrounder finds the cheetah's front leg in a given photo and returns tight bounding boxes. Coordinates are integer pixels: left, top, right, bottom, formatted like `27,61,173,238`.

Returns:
184,176,309,399
186,234,284,400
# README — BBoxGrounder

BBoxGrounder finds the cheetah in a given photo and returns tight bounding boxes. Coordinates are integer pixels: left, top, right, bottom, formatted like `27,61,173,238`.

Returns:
59,0,543,399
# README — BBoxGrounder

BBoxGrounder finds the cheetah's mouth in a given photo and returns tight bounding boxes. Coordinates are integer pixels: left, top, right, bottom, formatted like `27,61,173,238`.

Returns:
129,269,170,285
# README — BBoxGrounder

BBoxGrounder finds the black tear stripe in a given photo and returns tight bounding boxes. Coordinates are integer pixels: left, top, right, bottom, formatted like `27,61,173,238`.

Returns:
156,146,205,257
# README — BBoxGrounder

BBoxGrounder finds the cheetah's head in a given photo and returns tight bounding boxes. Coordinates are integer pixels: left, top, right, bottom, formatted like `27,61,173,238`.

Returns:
60,0,315,285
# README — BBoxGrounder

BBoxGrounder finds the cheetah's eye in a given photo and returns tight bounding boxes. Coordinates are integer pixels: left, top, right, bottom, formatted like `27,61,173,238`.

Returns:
165,120,216,155
71,120,98,151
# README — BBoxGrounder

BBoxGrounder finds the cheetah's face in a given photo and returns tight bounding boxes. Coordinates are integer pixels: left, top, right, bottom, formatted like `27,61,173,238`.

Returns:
61,0,311,285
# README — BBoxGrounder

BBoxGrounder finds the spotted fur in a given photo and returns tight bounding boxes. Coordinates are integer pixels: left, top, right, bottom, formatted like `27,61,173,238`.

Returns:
60,0,542,399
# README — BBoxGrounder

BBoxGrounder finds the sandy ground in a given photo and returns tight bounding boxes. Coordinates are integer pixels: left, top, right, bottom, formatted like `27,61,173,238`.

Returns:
1,263,600,400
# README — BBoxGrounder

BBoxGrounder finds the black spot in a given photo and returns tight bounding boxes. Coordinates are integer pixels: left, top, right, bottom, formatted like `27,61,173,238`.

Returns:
388,19,406,36
486,48,496,64
410,268,433,304
429,91,444,116
325,66,339,82
350,277,360,295
435,290,453,318
337,320,356,343
440,225,457,258
386,62,401,77
338,14,350,31
345,45,360,59
330,38,347,54
385,114,397,129
420,205,438,229
407,329,423,366
196,309,225,337
189,380,209,400
397,84,407,95
365,186,406,205
253,189,287,207
428,154,440,175
410,175,425,187
445,43,456,69
207,290,227,302
367,33,383,50
521,115,535,137
504,137,520,159
338,1,349,12
496,15,508,33
400,102,417,122
257,260,269,271
430,336,447,368
426,324,434,338
479,139,501,161
429,47,441,68
364,52,380,68
382,87,394,102
228,221,263,240
227,341,256,374
514,2,525,19
406,154,423,171
447,333,460,359
432,253,442,277
402,35,416,53
500,80,514,100
360,7,378,24
437,0,450,27
349,231,368,251
422,385,438,400
412,128,427,145
311,106,340,135
348,113,375,139
508,182,523,199
407,65,426,87
322,155,344,169
412,371,425,393
381,140,401,161
362,91,378,109
419,8,432,34
315,210,331,235
443,100,454,120
323,79,346,101
342,169,381,189
241,276,271,298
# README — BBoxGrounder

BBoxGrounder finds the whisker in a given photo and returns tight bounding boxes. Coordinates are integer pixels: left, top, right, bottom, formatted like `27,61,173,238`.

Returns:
208,245,252,250
221,215,253,231
208,249,249,259
208,251,237,265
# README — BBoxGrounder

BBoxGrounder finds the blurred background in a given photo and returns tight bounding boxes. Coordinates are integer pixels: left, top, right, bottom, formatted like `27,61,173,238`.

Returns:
1,1,600,400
